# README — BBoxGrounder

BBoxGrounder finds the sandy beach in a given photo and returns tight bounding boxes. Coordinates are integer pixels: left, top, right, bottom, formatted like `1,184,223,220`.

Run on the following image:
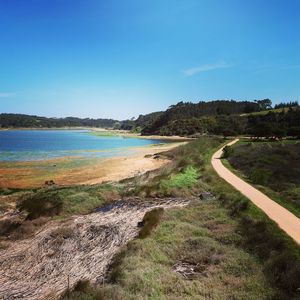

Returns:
0,142,184,189
80,143,182,185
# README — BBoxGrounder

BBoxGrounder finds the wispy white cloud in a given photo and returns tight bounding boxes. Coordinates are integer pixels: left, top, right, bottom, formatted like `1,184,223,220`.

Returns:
183,62,232,77
0,92,15,98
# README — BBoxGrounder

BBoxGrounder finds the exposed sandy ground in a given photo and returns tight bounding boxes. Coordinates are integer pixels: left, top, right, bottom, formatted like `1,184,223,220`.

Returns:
0,142,184,189
80,143,184,185
212,139,300,245
90,128,194,141
0,198,190,300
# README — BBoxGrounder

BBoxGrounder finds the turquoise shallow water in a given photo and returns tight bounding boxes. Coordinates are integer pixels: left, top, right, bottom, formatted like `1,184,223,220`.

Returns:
0,130,164,162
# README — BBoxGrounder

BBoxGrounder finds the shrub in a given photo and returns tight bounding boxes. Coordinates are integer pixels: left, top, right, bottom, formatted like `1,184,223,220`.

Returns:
138,208,164,239
229,199,249,216
238,216,300,295
17,190,63,219
222,145,233,158
0,217,48,240
73,279,91,293
265,251,300,294
249,168,271,185
0,219,21,236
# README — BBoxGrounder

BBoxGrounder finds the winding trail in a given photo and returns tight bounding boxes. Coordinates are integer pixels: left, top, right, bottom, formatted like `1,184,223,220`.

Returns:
211,139,300,245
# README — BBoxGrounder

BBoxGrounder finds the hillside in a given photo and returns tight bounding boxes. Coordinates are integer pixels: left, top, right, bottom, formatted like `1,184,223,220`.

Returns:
141,100,261,134
140,101,300,138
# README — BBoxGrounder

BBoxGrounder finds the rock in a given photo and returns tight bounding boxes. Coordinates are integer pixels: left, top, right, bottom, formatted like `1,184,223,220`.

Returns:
199,192,215,201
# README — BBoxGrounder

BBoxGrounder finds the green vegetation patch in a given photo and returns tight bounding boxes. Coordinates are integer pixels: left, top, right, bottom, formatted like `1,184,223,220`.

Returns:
159,166,198,193
15,184,121,220
129,137,222,198
17,190,63,219
68,201,275,299
110,136,300,299
89,131,118,137
226,140,300,217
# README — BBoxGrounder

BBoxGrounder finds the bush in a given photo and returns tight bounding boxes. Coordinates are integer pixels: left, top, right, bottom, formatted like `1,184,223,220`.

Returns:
0,219,21,236
0,217,47,240
222,145,233,158
249,168,271,185
238,216,300,296
17,190,63,219
138,208,164,239
73,280,91,293
229,199,249,216
265,251,300,293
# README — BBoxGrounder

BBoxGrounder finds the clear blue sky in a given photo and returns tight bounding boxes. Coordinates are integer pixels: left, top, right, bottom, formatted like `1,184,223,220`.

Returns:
0,0,299,119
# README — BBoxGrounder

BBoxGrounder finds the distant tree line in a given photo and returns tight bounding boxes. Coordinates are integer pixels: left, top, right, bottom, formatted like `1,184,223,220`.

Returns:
0,114,118,128
274,101,299,109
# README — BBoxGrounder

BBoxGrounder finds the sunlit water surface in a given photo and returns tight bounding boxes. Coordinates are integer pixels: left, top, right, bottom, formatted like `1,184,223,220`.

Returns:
0,130,164,161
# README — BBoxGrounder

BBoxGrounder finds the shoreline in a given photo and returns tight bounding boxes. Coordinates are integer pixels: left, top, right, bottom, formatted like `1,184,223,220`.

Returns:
80,142,183,185
0,142,185,189
0,127,193,141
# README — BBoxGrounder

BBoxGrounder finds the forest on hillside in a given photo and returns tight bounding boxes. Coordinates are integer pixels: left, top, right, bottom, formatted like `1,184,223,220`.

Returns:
134,99,300,139
1,99,299,139
140,108,300,138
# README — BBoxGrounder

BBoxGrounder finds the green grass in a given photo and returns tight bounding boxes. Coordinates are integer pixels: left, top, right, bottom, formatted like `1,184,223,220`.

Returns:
89,130,139,138
225,139,300,218
89,131,119,137
1,183,122,240
67,136,300,300
67,201,275,300
240,106,298,116
0,187,21,195
8,184,121,221
159,166,198,195
128,137,224,198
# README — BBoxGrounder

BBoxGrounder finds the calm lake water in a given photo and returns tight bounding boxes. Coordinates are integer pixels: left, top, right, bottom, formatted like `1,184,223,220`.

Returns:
0,130,164,161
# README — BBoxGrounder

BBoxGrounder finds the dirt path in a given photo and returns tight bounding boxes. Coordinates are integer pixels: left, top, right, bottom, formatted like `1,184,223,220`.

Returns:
211,139,300,245
0,198,190,300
